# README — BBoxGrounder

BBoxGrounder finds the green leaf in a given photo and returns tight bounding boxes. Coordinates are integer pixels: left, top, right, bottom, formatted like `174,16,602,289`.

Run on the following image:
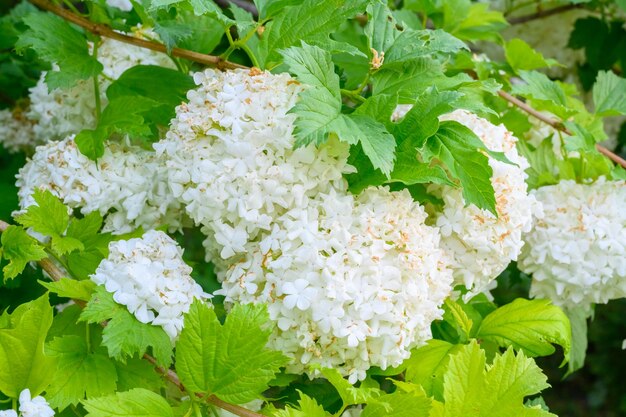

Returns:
66,212,103,242
80,286,173,367
115,357,164,392
443,299,473,342
475,299,571,365
254,0,301,20
76,96,158,160
404,340,460,400
345,91,460,193
271,391,331,417
512,71,567,108
281,43,396,175
83,388,174,417
106,65,195,126
39,278,96,301
371,58,445,100
64,213,115,280
337,114,396,176
74,129,107,162
393,89,461,145
0,294,56,397
422,121,497,214
16,188,68,236
515,140,561,190
505,39,557,72
362,390,432,417
440,341,554,417
16,189,84,255
593,70,626,116
318,367,381,407
15,13,102,90
257,0,368,68
383,29,467,64
175,301,287,404
0,225,47,280
448,3,507,42
46,335,117,409
15,189,83,255
280,42,341,146
365,2,399,55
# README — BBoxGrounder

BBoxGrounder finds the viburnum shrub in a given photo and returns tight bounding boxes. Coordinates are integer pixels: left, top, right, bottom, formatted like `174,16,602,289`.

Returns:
1,0,626,416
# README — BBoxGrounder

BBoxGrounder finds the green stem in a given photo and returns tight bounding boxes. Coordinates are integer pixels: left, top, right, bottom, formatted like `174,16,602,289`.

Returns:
12,397,17,411
221,26,237,60
240,43,260,68
92,42,102,123
340,89,366,103
43,245,71,275
353,72,371,96
192,401,203,417
85,322,91,353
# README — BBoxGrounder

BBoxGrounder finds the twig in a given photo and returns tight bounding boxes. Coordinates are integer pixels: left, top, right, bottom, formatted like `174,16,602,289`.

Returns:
497,90,626,169
27,0,246,70
507,4,581,25
0,219,264,417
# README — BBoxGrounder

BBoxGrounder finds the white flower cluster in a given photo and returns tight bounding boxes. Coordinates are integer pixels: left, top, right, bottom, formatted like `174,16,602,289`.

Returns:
0,389,54,417
15,136,184,234
519,178,626,313
91,230,210,339
212,187,452,383
157,69,453,382
1,31,174,153
429,110,539,296
0,109,36,154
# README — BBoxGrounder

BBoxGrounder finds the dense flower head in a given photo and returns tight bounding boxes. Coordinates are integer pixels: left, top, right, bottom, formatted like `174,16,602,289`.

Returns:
15,136,184,234
91,230,210,339
210,186,452,383
158,68,454,381
13,31,174,150
155,68,352,258
519,178,626,313
429,110,539,296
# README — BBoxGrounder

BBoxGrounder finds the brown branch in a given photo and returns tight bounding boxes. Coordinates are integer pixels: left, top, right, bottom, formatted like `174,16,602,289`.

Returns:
0,219,263,417
497,90,626,169
28,0,246,70
507,4,581,25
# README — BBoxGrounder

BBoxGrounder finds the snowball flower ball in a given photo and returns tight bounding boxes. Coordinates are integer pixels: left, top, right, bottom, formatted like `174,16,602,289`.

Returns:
154,68,352,259
15,136,184,234
429,110,539,296
91,230,210,339
212,187,452,383
519,178,626,313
